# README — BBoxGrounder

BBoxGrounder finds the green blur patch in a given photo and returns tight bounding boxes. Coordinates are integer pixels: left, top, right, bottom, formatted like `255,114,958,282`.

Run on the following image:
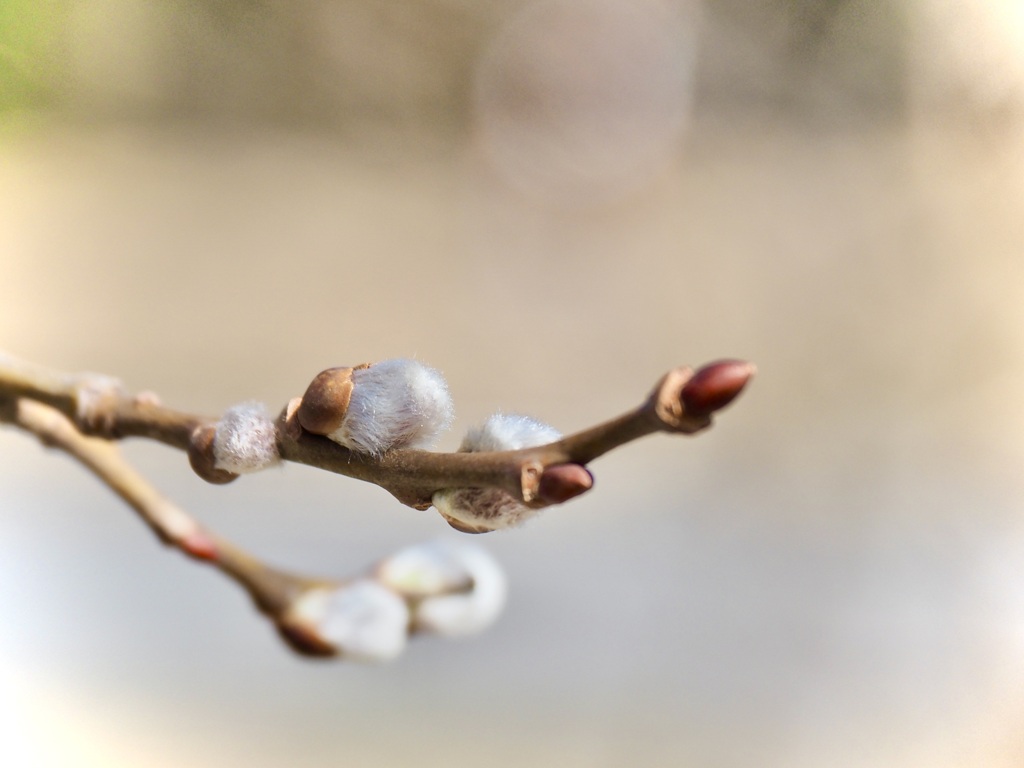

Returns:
0,0,60,121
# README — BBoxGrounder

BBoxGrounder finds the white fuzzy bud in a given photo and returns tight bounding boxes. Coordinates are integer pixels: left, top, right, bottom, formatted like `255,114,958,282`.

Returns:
414,545,507,637
212,401,280,474
434,413,560,532
377,539,474,597
289,580,410,663
378,540,507,637
328,359,454,455
460,412,561,453
433,487,535,532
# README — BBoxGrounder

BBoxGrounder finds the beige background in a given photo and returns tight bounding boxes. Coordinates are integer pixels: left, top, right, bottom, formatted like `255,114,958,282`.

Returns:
3,1,1024,766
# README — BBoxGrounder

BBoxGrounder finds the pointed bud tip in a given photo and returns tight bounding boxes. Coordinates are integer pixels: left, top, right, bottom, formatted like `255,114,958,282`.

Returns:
679,360,753,417
537,464,593,505
680,359,755,416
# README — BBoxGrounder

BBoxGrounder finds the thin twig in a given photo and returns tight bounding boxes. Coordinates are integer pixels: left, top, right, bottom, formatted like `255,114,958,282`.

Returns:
5,397,316,629
0,352,201,447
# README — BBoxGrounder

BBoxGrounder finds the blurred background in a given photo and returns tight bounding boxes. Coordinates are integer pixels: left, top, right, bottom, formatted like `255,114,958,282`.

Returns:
3,0,1024,765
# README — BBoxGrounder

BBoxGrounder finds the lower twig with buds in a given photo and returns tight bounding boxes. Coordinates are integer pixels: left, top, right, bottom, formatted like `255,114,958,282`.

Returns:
0,351,754,661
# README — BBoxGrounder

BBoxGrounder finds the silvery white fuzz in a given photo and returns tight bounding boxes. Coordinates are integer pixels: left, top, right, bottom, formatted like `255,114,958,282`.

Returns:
329,359,454,455
212,401,280,474
290,580,410,662
378,539,507,637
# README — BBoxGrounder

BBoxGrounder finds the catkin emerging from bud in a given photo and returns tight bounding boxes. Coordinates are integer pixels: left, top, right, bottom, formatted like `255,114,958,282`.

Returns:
299,359,454,455
460,412,561,453
287,580,410,663
433,413,562,532
211,401,281,474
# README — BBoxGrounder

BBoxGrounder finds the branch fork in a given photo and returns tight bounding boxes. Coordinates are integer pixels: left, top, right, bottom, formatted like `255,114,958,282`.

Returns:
0,351,754,659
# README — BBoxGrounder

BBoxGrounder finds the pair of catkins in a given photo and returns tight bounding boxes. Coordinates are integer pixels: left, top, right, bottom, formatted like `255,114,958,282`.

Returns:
281,538,508,662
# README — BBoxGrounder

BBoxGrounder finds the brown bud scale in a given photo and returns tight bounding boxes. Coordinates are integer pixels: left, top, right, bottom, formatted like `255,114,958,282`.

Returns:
187,424,239,485
276,622,338,658
296,364,369,437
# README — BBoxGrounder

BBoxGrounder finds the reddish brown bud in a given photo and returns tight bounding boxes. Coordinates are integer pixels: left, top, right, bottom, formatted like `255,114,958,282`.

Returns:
181,529,219,561
537,464,594,505
187,424,239,485
680,359,755,416
295,364,369,437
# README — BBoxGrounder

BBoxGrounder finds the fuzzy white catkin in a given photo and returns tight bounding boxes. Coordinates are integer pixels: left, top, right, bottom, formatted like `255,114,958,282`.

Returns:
433,413,561,531
459,412,561,452
328,359,454,455
396,542,507,637
212,401,280,474
377,539,477,597
293,581,410,663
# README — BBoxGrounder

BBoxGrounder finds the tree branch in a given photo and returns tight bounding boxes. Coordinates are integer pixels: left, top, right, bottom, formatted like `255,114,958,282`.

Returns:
0,352,755,515
0,351,754,658
1,395,506,660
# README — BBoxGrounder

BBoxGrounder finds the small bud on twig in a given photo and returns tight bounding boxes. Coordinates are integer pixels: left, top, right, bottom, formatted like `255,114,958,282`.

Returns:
180,529,219,561
680,359,756,416
537,464,593,504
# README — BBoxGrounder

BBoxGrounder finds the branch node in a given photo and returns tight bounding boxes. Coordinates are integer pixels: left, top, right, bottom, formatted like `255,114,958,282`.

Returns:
279,397,305,442
180,529,220,561
73,374,124,437
648,366,712,433
520,460,544,503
